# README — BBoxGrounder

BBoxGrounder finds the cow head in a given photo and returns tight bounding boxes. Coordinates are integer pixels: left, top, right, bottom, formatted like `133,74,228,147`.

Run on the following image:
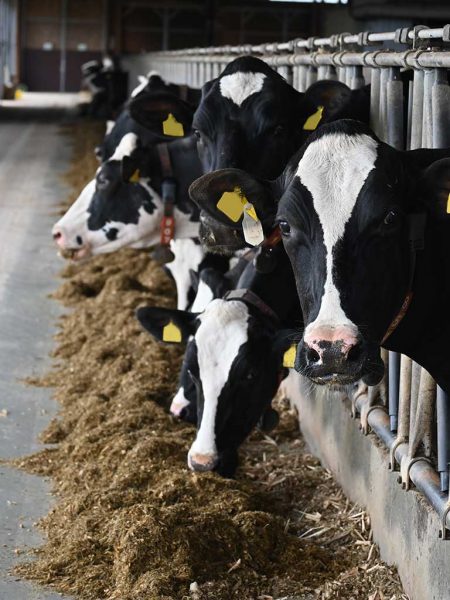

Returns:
187,58,369,254
189,167,280,255
136,301,293,477
52,133,162,259
276,119,450,387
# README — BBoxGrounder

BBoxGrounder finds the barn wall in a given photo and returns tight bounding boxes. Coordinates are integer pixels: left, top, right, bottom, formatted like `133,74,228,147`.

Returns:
286,372,450,600
21,0,106,92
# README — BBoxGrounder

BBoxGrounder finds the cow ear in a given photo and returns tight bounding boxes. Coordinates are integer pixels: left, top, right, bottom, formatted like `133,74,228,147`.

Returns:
302,80,361,129
273,328,299,368
121,155,140,183
129,91,193,138
136,306,198,344
419,157,450,220
189,168,277,229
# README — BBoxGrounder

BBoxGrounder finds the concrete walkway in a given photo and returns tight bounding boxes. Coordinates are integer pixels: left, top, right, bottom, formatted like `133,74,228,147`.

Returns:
0,96,77,598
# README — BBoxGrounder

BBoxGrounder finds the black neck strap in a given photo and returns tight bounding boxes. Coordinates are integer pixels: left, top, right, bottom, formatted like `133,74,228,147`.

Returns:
224,288,280,327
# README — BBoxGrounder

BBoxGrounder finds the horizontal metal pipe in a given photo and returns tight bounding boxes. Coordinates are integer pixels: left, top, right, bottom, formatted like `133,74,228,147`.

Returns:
368,407,450,529
151,50,450,70
148,26,450,57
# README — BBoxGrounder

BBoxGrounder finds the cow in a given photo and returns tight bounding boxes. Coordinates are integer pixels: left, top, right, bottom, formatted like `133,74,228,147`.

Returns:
97,73,201,162
137,241,300,477
129,56,371,254
53,132,201,262
194,120,450,394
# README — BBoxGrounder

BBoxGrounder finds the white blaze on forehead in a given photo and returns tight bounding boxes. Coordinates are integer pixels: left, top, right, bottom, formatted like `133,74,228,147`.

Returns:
166,238,205,310
219,71,266,107
109,132,139,161
189,299,249,458
297,132,378,332
191,278,214,313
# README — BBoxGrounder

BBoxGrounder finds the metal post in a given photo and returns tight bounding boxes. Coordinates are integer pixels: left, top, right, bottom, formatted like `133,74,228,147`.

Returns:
422,68,434,148
388,352,400,432
410,69,424,149
432,68,450,148
437,387,450,492
370,68,381,138
386,67,404,150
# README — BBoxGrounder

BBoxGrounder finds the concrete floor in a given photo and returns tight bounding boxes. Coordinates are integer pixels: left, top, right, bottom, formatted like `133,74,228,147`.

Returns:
0,94,77,599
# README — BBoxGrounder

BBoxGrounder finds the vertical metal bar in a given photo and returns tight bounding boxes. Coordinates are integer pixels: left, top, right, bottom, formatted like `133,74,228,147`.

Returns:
397,355,412,440
437,387,450,492
350,65,365,90
306,65,317,89
432,68,450,149
406,80,413,151
59,0,67,92
378,68,389,143
422,68,434,148
386,67,404,150
389,352,400,432
370,68,381,137
410,69,424,150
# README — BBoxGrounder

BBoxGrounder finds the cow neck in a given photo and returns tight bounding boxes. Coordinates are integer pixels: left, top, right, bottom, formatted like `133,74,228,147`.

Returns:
224,288,280,328
380,212,427,346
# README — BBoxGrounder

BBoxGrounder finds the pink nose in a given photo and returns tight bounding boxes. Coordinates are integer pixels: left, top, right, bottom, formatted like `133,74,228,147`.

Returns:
53,229,66,248
188,452,218,472
304,325,359,362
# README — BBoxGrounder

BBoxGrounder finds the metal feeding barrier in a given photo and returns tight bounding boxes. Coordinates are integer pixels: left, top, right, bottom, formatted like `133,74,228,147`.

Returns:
140,25,450,538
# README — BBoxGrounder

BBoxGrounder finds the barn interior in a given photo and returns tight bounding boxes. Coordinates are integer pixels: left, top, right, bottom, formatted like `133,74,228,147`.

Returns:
1,2,450,600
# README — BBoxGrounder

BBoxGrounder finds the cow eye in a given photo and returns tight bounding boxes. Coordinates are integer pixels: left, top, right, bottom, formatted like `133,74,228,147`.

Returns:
278,220,291,237
193,129,202,141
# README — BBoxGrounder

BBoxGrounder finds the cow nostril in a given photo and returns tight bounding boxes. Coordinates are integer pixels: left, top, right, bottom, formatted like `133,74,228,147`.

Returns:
347,342,362,363
76,235,83,246
53,231,62,240
306,346,320,366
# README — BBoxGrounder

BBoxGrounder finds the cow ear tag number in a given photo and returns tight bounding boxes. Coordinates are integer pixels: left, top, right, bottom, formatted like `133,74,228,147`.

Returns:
446,192,450,214
163,113,184,137
303,105,324,131
283,345,297,369
129,169,140,183
216,187,264,246
162,321,182,343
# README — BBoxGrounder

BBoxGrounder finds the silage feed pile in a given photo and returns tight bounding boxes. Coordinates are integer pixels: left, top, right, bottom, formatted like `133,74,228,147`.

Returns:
14,122,407,600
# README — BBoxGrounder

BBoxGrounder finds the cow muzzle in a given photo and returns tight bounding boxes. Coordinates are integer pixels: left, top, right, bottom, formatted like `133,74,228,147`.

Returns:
52,226,91,261
296,325,384,387
188,450,218,472
297,325,364,385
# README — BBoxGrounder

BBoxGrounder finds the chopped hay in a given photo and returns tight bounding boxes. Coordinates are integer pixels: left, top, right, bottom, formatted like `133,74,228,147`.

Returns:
14,122,407,600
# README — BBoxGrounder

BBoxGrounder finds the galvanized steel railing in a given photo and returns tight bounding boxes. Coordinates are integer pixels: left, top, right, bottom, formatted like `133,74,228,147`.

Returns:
137,25,450,538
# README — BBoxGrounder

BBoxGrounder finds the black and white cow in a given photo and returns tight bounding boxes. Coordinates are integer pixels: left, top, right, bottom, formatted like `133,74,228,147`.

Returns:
137,241,300,476
97,73,201,162
196,120,450,394
130,56,370,254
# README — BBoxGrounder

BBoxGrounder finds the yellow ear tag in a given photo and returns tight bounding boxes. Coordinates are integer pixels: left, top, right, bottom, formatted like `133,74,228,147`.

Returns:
447,192,450,214
162,113,184,137
283,345,297,369
216,187,248,222
303,105,324,131
162,321,182,343
129,169,140,183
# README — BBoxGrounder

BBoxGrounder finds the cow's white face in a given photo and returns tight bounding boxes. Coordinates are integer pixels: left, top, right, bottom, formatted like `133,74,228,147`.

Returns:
53,133,164,259
187,299,249,471
219,71,266,107
278,125,393,386
297,132,377,345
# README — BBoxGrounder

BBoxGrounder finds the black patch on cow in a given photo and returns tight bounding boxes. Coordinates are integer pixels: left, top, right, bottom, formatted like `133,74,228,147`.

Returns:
105,227,118,241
